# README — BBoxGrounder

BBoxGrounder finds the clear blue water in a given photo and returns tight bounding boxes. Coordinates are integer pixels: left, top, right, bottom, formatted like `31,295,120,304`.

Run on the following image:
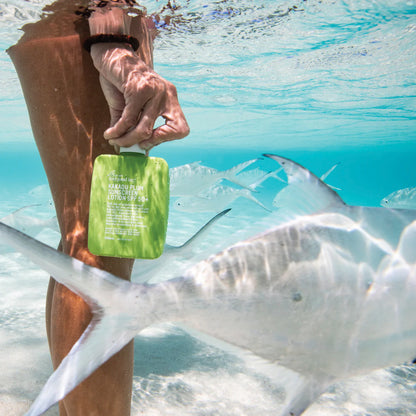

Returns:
1,0,416,415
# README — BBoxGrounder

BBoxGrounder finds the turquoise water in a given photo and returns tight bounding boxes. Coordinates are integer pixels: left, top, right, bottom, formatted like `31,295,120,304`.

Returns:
1,0,416,205
1,0,416,415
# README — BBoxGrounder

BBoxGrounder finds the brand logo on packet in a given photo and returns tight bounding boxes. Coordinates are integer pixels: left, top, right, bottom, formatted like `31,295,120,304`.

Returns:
107,170,135,183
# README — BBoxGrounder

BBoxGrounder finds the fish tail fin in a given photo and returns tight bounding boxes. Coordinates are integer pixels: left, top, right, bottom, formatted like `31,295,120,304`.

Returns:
240,189,271,212
248,167,286,191
224,158,260,188
0,222,140,415
267,167,286,184
0,221,129,308
25,316,136,416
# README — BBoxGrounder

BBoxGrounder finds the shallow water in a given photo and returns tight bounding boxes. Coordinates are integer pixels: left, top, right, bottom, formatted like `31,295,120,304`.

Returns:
1,0,416,415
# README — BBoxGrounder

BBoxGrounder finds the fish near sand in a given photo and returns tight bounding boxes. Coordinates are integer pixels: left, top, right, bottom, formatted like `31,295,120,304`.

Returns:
381,186,416,209
2,155,416,415
169,159,259,196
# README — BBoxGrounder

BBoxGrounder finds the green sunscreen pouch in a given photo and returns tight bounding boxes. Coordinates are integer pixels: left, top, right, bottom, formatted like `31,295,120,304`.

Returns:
88,145,169,259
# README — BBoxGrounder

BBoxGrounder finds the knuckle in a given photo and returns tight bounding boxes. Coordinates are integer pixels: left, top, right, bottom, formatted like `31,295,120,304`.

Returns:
183,124,190,137
141,73,164,95
176,117,190,138
166,81,177,96
143,126,154,138
137,126,153,140
140,81,155,97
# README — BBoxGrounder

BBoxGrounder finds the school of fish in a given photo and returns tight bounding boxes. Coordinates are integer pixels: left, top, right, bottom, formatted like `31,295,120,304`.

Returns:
1,155,416,416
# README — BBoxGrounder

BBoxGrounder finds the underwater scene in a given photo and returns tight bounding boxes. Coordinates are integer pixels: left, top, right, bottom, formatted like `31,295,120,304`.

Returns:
1,0,416,415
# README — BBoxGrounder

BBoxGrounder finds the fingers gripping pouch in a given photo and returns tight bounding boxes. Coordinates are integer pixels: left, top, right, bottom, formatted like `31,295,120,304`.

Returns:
88,145,169,259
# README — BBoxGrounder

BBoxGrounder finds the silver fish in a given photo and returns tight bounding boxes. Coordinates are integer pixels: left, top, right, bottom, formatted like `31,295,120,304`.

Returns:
2,155,416,416
273,162,340,208
1,205,59,237
174,185,270,213
381,186,416,209
233,167,285,190
28,184,54,204
169,159,259,196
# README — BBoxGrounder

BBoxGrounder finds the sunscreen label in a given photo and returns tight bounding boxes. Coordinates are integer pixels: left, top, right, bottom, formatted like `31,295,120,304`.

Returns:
105,173,148,241
88,153,169,259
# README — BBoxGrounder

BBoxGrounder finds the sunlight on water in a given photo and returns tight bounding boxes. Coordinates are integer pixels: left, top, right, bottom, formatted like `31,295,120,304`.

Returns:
145,0,416,148
1,0,415,147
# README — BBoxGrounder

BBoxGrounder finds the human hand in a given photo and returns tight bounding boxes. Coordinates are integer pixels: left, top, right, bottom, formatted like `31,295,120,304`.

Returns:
90,43,189,151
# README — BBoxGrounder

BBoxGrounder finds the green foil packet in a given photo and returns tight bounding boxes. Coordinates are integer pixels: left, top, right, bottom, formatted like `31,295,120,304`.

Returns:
88,147,169,259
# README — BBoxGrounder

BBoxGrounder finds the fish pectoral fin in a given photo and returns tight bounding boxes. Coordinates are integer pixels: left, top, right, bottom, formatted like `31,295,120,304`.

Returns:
176,324,282,377
175,208,231,250
225,158,261,189
164,209,231,253
25,314,136,416
176,324,329,416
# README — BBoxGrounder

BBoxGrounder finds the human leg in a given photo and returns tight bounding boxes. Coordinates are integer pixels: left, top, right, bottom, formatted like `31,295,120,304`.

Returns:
8,7,153,415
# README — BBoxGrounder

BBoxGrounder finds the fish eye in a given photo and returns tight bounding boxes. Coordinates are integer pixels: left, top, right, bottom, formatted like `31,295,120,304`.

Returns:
292,292,302,302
